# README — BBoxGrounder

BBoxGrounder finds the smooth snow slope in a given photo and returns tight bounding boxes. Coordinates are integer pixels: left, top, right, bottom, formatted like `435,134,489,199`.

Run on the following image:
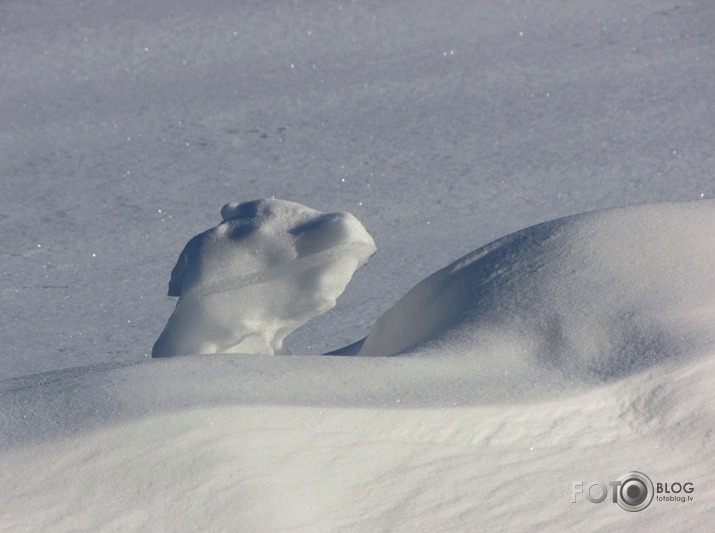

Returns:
2,201,715,531
355,201,715,379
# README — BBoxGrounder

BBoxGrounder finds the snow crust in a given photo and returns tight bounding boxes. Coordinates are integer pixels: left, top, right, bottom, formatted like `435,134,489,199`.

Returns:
152,199,375,357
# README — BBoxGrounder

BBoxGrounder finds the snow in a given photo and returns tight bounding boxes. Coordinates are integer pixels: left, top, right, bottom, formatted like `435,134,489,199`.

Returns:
2,0,715,530
354,201,715,381
3,342,715,530
152,199,375,357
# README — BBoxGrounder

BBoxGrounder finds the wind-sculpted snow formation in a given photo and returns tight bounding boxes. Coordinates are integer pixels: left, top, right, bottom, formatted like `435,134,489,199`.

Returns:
152,199,376,357
154,199,715,389
348,200,715,381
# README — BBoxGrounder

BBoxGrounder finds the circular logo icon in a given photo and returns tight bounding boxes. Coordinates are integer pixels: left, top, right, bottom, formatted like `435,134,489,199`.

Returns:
616,471,654,512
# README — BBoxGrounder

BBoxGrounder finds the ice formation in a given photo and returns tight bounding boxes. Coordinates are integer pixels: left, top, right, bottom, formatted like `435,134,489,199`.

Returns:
352,200,715,381
152,199,376,357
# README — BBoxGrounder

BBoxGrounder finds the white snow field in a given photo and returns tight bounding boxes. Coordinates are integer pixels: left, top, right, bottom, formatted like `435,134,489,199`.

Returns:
2,0,715,531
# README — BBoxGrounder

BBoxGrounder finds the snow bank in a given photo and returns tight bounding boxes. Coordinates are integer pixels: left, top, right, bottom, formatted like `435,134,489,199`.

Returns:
353,200,715,381
152,199,376,357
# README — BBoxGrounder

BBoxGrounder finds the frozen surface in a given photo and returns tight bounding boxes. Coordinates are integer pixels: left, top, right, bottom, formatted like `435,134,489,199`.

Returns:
152,199,375,356
2,0,715,530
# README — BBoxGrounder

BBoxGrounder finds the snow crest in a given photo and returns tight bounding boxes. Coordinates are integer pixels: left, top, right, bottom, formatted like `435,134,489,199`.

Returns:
152,199,376,357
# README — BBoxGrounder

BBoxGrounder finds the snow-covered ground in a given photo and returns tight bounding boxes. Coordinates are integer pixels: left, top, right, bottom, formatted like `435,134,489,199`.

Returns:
2,0,715,530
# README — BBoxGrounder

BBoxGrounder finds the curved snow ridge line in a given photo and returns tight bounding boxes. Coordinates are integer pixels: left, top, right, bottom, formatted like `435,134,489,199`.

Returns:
352,200,715,378
0,354,557,449
2,346,715,450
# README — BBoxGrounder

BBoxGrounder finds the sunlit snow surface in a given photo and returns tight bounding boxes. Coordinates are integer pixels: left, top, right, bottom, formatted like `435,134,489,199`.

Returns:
152,199,375,357
355,202,715,379
3,0,715,530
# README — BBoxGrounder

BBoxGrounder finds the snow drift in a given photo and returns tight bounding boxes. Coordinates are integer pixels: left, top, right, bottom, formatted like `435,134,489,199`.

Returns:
153,199,715,388
3,352,714,531
152,199,376,357
350,200,715,380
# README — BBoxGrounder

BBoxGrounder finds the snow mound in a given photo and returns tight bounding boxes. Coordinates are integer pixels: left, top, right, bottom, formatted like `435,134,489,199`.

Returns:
354,200,715,381
152,199,376,357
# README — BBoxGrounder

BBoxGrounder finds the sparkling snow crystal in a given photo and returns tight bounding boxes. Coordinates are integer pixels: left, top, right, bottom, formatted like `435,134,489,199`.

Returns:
152,199,376,357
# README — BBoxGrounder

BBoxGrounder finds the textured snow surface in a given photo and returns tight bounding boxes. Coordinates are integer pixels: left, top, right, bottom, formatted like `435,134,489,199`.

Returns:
152,199,375,356
2,0,715,530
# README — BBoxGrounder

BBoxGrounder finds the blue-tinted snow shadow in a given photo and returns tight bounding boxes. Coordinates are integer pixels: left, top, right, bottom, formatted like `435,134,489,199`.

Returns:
0,351,581,449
